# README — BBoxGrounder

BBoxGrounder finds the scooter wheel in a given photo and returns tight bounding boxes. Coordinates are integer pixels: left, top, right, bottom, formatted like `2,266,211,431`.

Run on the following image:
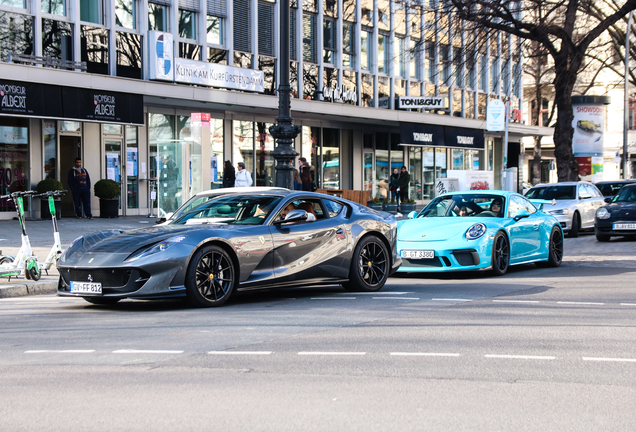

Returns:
28,267,41,281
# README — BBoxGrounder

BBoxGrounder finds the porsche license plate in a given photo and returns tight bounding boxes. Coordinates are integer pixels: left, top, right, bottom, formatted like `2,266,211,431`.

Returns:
402,250,434,259
613,223,636,230
70,281,102,294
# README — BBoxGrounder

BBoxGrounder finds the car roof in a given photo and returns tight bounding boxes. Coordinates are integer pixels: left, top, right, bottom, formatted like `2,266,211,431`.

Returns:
192,187,289,198
595,180,636,185
439,190,515,197
531,181,589,187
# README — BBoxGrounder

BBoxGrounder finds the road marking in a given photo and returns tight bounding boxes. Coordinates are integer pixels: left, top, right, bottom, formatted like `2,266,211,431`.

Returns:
112,350,183,354
390,352,460,357
432,298,472,302
208,351,272,355
25,350,95,354
298,352,366,356
485,354,556,360
311,297,356,300
346,292,412,295
620,303,636,306
492,300,540,303
373,297,420,300
557,301,605,305
582,357,636,363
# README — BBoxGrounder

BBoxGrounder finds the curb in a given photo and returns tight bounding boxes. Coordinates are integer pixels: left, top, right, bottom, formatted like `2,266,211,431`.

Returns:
0,279,58,298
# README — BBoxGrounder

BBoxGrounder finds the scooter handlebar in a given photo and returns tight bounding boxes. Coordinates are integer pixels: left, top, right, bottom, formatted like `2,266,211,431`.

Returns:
33,190,68,198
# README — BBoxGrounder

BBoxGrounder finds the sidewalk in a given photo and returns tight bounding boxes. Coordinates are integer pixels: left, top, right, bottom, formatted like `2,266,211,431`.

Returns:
0,215,161,298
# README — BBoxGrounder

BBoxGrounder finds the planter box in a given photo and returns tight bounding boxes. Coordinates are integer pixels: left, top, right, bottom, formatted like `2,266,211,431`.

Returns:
99,198,119,218
40,198,61,219
367,203,383,211
400,203,417,213
384,203,398,213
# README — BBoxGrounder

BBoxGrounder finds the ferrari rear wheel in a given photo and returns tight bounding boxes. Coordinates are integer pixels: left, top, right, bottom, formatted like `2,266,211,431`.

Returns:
343,235,389,292
537,226,563,268
83,297,121,305
491,231,509,276
186,245,236,307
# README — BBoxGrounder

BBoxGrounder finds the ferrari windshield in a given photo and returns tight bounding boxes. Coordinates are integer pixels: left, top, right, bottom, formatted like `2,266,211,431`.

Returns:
526,185,576,200
612,186,636,203
172,195,283,225
418,194,506,218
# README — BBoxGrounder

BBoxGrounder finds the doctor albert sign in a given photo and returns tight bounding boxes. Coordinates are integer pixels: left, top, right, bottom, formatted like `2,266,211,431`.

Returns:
486,99,506,131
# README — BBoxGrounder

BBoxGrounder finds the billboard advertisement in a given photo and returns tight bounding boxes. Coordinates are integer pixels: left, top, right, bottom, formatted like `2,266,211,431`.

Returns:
571,96,610,182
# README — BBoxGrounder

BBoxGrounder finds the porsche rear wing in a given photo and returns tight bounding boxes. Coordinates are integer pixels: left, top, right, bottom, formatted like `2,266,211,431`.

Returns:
528,199,556,212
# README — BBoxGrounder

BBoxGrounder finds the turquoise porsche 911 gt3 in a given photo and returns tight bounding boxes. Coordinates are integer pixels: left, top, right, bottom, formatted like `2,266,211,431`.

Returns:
397,191,563,275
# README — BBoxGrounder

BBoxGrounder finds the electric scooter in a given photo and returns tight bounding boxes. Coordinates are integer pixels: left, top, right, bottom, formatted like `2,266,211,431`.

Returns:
35,190,66,275
0,191,41,281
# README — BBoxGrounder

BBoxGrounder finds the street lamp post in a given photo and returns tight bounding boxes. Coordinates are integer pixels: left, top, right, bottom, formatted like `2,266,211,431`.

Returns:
269,0,300,189
624,11,633,179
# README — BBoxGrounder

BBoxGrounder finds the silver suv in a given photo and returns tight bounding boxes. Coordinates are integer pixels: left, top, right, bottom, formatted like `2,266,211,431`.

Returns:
525,181,605,237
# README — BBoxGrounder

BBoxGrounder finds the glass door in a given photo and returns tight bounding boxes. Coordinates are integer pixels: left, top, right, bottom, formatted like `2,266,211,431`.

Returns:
125,126,139,211
105,139,124,213
363,150,375,200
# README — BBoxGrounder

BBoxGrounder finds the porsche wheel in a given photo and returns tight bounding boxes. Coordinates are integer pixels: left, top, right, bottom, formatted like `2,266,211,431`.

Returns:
83,297,121,305
537,226,563,268
595,231,611,242
491,231,509,276
186,245,236,307
343,235,389,292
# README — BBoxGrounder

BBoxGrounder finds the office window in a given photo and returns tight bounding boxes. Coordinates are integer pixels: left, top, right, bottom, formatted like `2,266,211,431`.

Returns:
323,18,335,63
410,39,419,80
42,0,65,16
233,0,251,52
115,0,135,28
425,42,434,82
378,33,388,74
42,19,72,60
360,29,370,71
342,23,354,68
258,1,274,56
179,9,196,40
303,13,316,62
395,36,405,77
148,3,168,32
207,15,222,45
80,0,104,24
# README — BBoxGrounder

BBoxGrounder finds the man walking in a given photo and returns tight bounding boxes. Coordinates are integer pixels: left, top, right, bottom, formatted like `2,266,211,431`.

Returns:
398,165,410,204
68,157,92,219
234,162,253,187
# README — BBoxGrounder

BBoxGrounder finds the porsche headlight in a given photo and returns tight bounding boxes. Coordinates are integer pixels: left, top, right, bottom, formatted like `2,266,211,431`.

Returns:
596,207,611,220
465,223,487,240
125,236,186,262
549,209,569,215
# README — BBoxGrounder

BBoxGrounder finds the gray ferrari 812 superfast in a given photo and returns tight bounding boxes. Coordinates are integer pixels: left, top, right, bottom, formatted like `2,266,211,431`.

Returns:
57,190,401,307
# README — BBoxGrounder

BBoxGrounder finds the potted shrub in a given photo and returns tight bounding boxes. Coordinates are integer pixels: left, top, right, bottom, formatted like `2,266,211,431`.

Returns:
367,196,384,211
36,178,64,219
94,179,120,218
400,198,417,213
384,198,398,214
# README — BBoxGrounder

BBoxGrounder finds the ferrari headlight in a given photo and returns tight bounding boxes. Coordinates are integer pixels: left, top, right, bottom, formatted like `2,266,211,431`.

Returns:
549,209,569,215
465,223,487,240
596,207,611,220
61,236,84,262
125,236,186,262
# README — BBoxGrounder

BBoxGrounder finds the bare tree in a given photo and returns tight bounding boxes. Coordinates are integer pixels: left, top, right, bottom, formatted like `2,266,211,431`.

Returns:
448,0,636,181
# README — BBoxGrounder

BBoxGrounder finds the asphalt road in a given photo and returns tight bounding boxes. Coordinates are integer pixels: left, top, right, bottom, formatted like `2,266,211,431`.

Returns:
1,231,636,431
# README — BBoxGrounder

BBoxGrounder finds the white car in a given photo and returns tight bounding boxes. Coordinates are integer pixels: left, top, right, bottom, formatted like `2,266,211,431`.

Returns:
525,181,605,237
157,186,289,225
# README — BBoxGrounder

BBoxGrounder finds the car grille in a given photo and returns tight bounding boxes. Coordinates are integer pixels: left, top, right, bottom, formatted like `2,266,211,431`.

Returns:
402,257,444,267
452,249,479,266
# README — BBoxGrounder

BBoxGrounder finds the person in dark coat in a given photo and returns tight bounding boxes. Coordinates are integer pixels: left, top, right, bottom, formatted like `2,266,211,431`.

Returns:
299,157,316,191
397,165,410,203
67,157,92,219
222,161,235,188
389,168,400,205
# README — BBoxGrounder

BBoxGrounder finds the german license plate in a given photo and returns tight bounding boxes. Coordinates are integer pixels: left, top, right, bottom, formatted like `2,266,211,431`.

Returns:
70,281,102,294
613,223,636,230
402,250,434,259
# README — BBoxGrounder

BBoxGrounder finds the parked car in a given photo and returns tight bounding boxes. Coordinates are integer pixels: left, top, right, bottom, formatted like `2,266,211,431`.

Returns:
57,190,401,307
525,181,605,237
594,179,636,200
594,183,636,242
396,191,563,276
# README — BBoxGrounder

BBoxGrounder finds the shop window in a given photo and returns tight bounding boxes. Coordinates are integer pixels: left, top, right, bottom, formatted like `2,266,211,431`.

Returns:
233,121,254,180
43,121,57,181
303,63,318,99
115,0,136,29
409,146,423,201
301,126,321,186
179,9,196,40
42,0,65,16
258,2,274,56
375,133,389,198
126,126,139,209
60,121,81,132
148,3,168,32
104,124,123,134
322,128,340,189
0,12,33,62
80,26,109,75
207,15,223,45
233,0,251,52
210,118,224,187
452,149,464,170
259,56,276,95
42,19,73,61
255,122,275,187
149,113,177,217
116,32,142,78
0,118,29,210
80,0,104,24
465,150,482,171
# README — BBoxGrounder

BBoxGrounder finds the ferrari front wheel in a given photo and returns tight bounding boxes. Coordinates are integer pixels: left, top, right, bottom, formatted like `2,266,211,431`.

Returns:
343,235,389,292
186,245,236,307
490,231,509,276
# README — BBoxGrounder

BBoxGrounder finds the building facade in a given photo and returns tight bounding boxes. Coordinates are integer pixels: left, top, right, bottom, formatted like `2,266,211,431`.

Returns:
0,0,550,219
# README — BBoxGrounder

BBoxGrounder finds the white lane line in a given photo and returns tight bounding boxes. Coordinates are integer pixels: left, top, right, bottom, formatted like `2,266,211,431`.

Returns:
432,298,472,302
25,350,95,354
347,292,412,295
298,352,366,356
557,301,605,305
391,352,460,357
485,354,556,360
373,297,420,300
113,350,183,354
583,357,636,363
620,303,636,306
208,351,272,355
493,300,540,304
311,297,356,300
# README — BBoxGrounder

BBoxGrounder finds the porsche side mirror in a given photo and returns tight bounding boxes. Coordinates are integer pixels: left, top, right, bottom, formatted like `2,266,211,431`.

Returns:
604,197,612,203
273,209,308,225
513,209,530,221
407,211,418,219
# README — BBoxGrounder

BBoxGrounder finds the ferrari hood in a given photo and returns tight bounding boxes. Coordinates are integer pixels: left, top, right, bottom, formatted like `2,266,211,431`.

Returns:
398,218,480,241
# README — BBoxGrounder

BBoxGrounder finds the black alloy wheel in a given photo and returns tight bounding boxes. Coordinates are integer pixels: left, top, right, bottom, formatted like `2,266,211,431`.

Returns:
83,297,121,305
491,231,509,276
567,212,580,238
343,235,389,292
537,226,564,267
186,245,236,307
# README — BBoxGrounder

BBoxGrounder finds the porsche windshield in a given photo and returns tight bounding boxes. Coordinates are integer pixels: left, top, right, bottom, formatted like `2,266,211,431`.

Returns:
172,195,283,225
418,194,506,218
526,185,576,200
612,186,636,203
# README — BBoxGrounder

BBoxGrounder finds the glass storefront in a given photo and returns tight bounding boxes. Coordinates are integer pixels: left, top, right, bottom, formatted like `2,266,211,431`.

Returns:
255,122,274,187
43,121,57,180
210,118,224,188
126,125,138,209
0,118,29,212
148,113,183,217
322,128,340,189
302,126,321,187
233,120,254,181
375,133,389,200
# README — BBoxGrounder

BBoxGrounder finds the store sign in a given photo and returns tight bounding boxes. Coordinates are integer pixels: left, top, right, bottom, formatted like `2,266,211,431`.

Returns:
400,123,484,150
148,31,174,81
174,58,265,92
322,83,357,103
0,80,62,117
398,96,445,109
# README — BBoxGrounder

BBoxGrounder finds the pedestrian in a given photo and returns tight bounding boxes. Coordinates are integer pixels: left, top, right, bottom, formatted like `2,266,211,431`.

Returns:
222,160,235,188
67,157,92,219
292,168,303,190
234,161,253,187
398,165,410,203
389,168,400,205
299,157,316,191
